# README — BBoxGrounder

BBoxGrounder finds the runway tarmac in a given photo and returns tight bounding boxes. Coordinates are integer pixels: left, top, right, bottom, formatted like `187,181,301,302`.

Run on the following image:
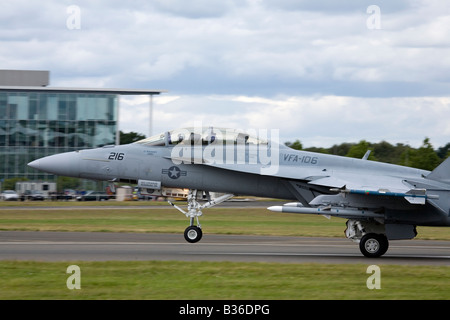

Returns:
0,231,449,265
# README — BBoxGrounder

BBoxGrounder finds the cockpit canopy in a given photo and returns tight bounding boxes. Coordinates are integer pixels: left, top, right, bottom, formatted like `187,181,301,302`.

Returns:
134,127,269,147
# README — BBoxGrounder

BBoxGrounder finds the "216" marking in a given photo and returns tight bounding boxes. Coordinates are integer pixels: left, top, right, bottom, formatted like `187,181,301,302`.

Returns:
108,152,125,160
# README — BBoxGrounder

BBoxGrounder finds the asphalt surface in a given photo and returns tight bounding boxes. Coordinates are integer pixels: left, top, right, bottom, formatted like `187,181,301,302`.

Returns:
0,231,449,265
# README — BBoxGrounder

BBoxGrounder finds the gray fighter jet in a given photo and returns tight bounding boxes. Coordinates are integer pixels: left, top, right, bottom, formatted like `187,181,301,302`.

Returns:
28,126,450,257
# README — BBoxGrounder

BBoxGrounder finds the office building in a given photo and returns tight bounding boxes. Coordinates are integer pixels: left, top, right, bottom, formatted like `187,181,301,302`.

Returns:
0,70,164,182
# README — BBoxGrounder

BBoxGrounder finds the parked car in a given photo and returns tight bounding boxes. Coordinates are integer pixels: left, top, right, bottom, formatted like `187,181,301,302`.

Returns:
1,190,19,201
76,191,113,201
22,190,46,201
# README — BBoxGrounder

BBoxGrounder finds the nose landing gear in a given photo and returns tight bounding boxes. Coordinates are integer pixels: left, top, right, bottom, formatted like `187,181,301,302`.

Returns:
168,189,234,243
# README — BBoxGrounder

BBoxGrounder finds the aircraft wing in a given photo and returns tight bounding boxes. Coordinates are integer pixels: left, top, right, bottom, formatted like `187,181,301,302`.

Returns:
307,171,439,205
204,160,437,207
269,172,437,220
307,172,407,192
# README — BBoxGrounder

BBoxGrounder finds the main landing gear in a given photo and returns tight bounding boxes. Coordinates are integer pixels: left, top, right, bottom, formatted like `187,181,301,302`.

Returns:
168,189,234,243
345,219,389,258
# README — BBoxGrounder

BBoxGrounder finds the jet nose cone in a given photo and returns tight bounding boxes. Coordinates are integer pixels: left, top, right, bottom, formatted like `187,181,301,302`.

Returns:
28,152,80,177
27,159,40,170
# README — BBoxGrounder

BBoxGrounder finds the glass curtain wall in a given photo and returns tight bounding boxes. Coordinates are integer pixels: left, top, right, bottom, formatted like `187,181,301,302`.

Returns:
0,92,118,181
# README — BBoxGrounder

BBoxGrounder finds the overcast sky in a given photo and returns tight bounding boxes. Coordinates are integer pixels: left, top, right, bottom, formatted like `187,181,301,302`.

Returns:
1,0,450,148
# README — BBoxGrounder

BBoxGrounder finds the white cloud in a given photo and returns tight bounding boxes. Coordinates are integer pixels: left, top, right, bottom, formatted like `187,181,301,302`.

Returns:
1,1,447,95
1,1,450,149
119,94,450,148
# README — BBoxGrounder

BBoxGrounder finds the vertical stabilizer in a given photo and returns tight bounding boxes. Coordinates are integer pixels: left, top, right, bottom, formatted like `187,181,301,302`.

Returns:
427,157,450,183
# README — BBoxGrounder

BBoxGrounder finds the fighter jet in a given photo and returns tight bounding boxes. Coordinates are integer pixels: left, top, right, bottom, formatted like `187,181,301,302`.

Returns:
28,126,450,257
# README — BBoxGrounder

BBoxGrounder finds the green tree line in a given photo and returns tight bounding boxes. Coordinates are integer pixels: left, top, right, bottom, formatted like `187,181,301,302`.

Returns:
285,138,450,171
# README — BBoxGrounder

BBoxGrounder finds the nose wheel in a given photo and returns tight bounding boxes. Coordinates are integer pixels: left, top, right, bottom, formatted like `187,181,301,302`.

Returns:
184,225,203,243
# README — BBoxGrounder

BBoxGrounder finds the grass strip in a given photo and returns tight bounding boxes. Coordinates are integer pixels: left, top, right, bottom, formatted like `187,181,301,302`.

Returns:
0,260,448,300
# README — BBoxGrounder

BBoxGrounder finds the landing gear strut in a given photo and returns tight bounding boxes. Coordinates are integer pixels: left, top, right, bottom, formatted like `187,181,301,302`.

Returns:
168,189,234,243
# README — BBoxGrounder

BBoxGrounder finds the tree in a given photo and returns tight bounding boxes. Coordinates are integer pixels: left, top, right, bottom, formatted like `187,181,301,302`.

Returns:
346,140,377,161
408,138,442,171
281,136,445,169
329,143,354,156
372,141,395,163
304,146,330,154
437,143,450,160
2,177,28,190
285,140,303,150
119,131,146,145
57,176,80,192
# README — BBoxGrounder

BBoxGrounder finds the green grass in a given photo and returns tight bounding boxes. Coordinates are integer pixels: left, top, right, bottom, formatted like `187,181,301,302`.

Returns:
0,206,342,236
0,202,448,300
0,260,448,300
0,205,448,239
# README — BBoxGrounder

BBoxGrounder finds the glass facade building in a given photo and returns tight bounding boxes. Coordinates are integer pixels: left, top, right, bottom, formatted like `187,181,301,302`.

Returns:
0,70,164,183
0,92,118,180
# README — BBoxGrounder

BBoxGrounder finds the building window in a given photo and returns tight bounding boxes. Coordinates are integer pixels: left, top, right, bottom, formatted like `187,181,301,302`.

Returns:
0,91,118,180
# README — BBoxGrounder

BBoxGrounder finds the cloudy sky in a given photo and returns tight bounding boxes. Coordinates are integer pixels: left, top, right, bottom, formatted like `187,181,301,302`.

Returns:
2,0,450,148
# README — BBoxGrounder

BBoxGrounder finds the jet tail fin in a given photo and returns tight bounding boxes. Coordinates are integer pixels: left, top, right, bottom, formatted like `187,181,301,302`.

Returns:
427,157,450,183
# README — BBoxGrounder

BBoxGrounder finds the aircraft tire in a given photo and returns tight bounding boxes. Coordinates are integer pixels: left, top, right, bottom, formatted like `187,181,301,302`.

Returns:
359,233,389,258
184,226,203,243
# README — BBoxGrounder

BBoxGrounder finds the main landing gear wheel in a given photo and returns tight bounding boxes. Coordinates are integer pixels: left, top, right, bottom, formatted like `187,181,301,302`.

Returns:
184,226,203,243
359,233,389,258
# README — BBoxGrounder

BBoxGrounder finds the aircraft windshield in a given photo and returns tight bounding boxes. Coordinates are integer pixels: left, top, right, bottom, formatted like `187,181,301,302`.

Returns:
134,127,269,147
